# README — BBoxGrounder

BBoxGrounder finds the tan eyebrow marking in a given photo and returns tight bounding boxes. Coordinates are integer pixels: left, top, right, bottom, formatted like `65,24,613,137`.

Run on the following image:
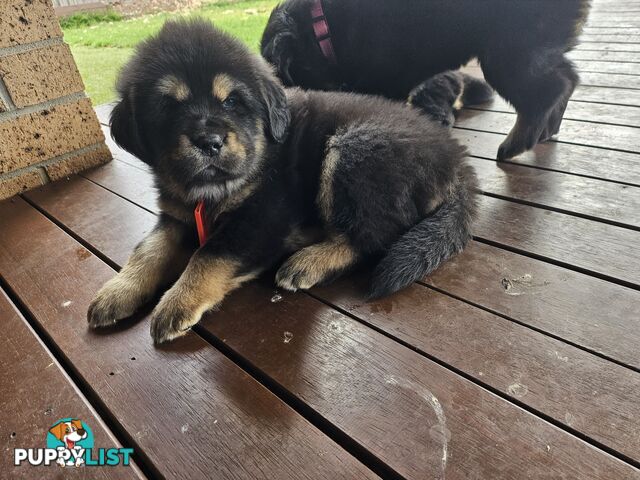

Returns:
157,75,191,101
212,73,235,101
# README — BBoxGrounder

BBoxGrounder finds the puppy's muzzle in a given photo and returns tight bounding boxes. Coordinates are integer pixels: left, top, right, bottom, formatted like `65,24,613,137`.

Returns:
192,133,225,157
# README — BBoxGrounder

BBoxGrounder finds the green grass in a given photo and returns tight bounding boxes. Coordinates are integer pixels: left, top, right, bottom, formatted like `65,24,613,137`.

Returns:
63,0,278,104
59,10,123,30
71,45,134,105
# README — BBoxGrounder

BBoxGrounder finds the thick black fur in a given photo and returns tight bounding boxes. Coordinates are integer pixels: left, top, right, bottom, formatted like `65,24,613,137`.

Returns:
409,71,494,127
261,0,590,159
111,19,476,300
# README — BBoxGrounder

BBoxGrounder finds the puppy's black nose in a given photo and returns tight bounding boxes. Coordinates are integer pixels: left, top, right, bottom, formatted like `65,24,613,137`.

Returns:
194,134,224,156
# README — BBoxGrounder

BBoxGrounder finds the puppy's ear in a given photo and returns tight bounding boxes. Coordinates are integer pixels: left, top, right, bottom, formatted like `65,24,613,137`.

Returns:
262,32,296,85
260,77,290,143
261,10,297,86
110,88,148,161
48,422,66,441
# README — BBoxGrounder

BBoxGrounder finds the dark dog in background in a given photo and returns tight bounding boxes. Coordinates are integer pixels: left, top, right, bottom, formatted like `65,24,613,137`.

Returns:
262,0,590,160
87,19,477,343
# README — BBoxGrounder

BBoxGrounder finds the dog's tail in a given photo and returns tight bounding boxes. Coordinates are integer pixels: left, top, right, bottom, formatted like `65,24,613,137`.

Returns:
460,73,494,106
368,164,477,299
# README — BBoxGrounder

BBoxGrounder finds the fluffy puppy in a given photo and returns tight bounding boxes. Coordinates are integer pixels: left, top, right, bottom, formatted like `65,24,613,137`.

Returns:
261,0,590,160
87,19,477,343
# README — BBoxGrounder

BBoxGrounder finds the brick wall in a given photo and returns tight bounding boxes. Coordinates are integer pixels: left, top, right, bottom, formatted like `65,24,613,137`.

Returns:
0,0,111,200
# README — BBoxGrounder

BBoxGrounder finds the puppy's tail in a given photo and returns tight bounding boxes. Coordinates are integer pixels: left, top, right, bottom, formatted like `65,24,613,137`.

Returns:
368,164,477,300
461,73,494,106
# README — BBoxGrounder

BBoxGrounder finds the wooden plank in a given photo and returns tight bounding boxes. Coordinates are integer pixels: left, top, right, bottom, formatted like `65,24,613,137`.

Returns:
311,274,640,463
474,195,640,288
23,165,640,478
83,159,158,214
205,285,640,479
461,63,640,89
580,71,640,88
582,26,640,32
570,85,640,107
453,127,640,194
586,21,640,28
472,95,640,127
456,109,640,152
576,43,640,52
423,240,640,370
580,35,640,43
460,60,640,105
569,49,640,62
0,288,141,479
576,60,640,74
0,197,376,480
469,157,640,229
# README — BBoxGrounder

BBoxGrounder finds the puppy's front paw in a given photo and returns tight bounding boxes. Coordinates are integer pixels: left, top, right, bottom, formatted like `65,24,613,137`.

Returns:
87,277,146,328
149,296,201,344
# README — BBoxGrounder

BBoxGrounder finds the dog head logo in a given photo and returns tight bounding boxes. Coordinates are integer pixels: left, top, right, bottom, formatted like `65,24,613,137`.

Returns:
46,418,93,467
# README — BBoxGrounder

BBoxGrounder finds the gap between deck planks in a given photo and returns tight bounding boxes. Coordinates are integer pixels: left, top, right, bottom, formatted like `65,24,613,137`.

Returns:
0,197,377,479
18,160,640,476
0,288,143,479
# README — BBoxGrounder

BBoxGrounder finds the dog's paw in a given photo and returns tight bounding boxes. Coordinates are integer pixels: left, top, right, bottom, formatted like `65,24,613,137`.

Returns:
497,136,530,161
149,295,200,344
87,277,145,328
275,255,322,292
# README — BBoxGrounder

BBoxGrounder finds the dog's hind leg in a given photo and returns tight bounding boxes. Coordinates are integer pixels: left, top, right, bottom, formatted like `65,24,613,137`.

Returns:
480,50,577,160
408,71,463,127
540,61,579,142
275,235,358,291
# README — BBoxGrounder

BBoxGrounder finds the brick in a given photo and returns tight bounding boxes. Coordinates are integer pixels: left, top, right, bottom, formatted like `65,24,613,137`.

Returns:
0,169,43,199
0,98,105,174
0,0,62,48
0,43,84,108
45,144,111,181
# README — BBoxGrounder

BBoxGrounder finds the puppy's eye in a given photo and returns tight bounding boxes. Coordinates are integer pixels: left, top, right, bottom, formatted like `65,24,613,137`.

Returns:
222,94,238,110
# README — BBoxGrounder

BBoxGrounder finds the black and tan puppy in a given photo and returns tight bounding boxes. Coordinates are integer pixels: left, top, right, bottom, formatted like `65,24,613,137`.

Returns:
261,0,590,160
87,19,477,343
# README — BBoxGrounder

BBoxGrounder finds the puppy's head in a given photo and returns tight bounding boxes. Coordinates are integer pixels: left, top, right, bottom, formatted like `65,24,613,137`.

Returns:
261,4,341,90
49,420,87,446
111,19,290,203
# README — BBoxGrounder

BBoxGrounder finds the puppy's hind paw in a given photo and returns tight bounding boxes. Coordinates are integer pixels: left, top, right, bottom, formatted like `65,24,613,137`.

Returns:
275,254,325,292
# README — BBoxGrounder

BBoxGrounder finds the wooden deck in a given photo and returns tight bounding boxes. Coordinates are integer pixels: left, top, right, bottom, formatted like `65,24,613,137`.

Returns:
2,2,640,478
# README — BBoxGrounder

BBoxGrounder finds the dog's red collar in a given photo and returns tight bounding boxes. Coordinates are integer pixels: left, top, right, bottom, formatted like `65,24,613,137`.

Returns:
194,201,208,247
311,0,337,65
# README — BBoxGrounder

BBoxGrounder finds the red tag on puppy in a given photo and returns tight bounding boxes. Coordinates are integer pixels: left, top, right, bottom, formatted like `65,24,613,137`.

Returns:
194,201,208,246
